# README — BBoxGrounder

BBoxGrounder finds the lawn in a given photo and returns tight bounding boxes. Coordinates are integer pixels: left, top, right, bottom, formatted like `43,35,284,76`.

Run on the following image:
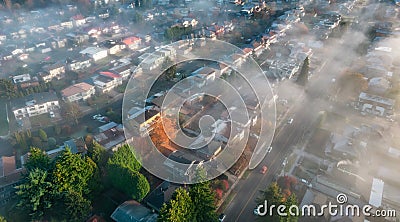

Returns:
30,113,52,129
0,100,9,136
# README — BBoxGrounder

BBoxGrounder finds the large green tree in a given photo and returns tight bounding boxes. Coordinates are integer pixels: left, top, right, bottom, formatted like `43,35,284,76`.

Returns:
296,57,309,86
62,190,92,221
24,147,52,172
15,168,53,219
107,164,150,201
108,144,141,172
52,149,95,195
256,182,284,222
189,181,218,222
158,188,194,222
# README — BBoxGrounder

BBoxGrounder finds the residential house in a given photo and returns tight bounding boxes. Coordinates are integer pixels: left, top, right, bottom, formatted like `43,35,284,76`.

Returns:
141,54,164,71
126,106,160,136
71,15,86,27
66,32,89,46
61,82,95,102
109,63,133,80
12,74,31,84
102,40,125,55
60,20,74,29
11,92,60,119
50,37,67,49
368,77,391,95
39,62,65,82
45,138,88,159
92,71,123,93
67,56,92,71
182,18,198,27
123,36,142,50
190,66,217,81
37,45,52,54
111,200,158,222
80,47,108,62
93,122,126,150
158,0,170,5
0,156,24,206
145,181,180,212
357,92,395,117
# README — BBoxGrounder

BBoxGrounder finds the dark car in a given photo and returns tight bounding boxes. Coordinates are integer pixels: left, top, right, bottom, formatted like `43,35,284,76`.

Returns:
219,214,226,222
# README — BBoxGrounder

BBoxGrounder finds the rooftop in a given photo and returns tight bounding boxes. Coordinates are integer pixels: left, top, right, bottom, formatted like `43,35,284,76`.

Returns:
11,92,59,110
61,82,94,97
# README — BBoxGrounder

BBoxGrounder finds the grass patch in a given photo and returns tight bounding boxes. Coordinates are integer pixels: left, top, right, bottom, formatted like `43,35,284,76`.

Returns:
218,191,236,213
242,170,251,179
0,99,9,136
30,113,52,128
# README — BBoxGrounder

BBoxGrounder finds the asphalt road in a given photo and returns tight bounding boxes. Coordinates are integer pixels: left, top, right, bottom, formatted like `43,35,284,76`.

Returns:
223,94,320,221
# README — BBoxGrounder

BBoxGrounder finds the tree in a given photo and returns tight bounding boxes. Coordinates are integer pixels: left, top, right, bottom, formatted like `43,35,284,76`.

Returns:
62,191,91,221
48,137,57,148
107,164,150,201
88,142,109,168
0,216,6,222
256,182,284,222
108,144,141,172
24,147,52,172
15,168,54,219
52,149,95,195
161,56,177,80
158,188,194,222
61,102,82,125
189,181,218,222
256,182,299,222
38,129,48,142
297,57,309,86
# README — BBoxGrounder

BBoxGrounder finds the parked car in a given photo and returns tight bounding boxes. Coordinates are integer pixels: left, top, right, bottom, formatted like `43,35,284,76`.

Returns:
49,111,55,118
287,118,294,124
253,208,259,215
92,114,102,120
218,214,226,222
267,146,272,153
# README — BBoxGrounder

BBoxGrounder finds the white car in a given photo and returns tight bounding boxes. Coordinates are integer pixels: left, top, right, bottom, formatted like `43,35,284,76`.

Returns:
287,118,294,124
92,114,102,120
253,208,259,215
267,146,273,153
49,111,55,118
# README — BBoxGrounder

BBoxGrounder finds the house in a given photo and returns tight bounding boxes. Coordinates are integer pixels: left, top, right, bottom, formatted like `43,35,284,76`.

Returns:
61,82,95,102
368,77,391,95
109,63,133,80
67,56,92,71
102,40,125,55
93,122,126,150
71,14,86,27
123,36,142,50
111,200,158,222
158,0,170,5
46,138,87,159
18,54,29,61
37,45,52,54
357,92,395,117
60,20,74,29
190,66,217,81
0,156,24,206
145,181,181,212
66,32,89,46
182,18,198,27
11,92,60,119
92,71,123,93
12,74,31,84
40,63,65,82
80,47,108,62
126,106,160,136
140,54,164,71
50,37,67,49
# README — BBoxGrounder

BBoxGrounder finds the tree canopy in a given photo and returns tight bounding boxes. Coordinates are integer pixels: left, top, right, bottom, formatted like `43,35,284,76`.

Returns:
158,188,194,222
24,147,52,172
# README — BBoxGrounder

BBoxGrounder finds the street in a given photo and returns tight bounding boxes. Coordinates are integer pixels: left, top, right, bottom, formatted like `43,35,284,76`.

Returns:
223,94,320,221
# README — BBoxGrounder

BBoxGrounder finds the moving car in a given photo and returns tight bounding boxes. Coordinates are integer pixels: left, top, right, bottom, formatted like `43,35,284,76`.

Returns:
260,165,268,174
287,118,294,124
49,111,55,118
267,146,273,153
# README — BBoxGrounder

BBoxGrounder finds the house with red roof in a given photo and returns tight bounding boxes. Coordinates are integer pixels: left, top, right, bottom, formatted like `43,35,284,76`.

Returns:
93,72,123,93
122,36,142,50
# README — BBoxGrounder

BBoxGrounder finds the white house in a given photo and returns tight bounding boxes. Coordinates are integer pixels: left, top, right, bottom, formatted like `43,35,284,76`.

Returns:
80,47,108,62
11,92,60,119
93,72,123,93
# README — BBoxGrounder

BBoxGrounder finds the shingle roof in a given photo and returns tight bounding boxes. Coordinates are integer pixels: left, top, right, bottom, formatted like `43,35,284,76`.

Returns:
61,82,94,97
11,92,59,110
